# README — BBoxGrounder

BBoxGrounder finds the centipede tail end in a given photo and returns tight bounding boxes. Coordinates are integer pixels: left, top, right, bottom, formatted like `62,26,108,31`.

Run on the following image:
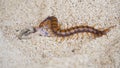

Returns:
102,25,116,35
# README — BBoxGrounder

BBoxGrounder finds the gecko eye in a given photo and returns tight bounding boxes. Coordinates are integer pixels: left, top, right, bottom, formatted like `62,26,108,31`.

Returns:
39,34,42,36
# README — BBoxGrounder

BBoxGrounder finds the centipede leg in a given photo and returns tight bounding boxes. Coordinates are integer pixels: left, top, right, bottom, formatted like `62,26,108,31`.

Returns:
92,23,98,28
80,33,82,39
86,33,90,38
65,36,69,40
55,37,59,42
76,34,79,39
74,35,77,40
70,35,74,39
55,36,64,42
104,34,109,39
82,22,88,26
59,37,65,42
81,33,84,39
92,33,97,39
106,34,109,39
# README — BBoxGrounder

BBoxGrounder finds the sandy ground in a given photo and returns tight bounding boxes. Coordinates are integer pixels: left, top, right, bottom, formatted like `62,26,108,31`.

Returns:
0,0,120,68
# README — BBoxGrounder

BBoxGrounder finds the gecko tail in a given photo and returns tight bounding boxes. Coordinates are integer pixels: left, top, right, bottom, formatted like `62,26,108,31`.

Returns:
18,26,37,40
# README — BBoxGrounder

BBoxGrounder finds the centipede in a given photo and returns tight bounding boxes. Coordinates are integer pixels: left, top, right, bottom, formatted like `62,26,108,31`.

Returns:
18,16,115,40
35,16,115,38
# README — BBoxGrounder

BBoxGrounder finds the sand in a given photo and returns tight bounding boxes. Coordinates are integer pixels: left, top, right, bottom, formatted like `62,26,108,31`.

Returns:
0,0,120,68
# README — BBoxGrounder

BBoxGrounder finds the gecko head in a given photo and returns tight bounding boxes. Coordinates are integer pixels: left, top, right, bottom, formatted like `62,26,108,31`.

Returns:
34,26,51,37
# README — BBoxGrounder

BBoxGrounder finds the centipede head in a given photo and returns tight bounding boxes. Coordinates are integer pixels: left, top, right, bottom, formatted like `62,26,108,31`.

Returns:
38,17,51,28
38,16,57,28
46,16,58,21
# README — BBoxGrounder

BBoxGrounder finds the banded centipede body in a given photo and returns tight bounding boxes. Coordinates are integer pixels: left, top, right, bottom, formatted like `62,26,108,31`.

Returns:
35,16,115,38
18,16,115,39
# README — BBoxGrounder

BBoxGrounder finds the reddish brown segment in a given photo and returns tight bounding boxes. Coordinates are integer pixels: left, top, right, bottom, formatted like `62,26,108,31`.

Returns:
37,16,115,37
